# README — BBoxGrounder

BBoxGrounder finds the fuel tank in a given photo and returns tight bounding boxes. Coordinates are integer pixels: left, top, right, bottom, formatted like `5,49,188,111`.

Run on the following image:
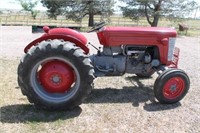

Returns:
97,26,177,46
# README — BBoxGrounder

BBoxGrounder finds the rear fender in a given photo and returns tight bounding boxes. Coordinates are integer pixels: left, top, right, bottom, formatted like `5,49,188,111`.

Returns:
24,28,89,54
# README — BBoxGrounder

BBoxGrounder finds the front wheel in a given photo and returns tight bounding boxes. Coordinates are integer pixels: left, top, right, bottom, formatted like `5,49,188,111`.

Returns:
154,69,190,104
18,40,94,110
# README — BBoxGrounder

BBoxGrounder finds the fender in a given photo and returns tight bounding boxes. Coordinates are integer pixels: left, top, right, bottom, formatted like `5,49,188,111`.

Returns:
24,27,89,54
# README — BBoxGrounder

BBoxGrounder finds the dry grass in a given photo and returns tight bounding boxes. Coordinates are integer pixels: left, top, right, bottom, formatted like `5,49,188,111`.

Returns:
0,28,200,132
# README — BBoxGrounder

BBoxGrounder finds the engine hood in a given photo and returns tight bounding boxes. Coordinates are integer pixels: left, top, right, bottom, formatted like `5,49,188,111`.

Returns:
97,26,177,46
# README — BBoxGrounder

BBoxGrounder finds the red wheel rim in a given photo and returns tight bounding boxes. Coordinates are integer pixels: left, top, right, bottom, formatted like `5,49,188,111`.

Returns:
38,60,75,93
163,77,185,99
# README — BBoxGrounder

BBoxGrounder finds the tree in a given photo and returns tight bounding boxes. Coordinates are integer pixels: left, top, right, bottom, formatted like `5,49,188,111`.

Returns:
120,0,198,27
17,0,39,19
40,0,63,20
41,0,114,26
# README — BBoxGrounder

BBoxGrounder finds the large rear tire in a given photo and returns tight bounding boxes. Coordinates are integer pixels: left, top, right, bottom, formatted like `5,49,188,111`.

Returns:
18,40,94,110
154,69,190,104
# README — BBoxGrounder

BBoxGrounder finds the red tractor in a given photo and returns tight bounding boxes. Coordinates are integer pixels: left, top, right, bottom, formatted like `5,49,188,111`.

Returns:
18,22,190,110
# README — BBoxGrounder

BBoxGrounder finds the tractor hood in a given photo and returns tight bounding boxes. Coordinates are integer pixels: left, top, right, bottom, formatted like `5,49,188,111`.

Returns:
97,26,177,46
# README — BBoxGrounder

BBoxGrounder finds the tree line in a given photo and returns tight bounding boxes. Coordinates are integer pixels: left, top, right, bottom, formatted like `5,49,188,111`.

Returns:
17,0,199,27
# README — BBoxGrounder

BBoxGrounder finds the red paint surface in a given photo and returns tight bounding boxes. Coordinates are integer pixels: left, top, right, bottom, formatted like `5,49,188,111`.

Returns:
24,27,89,54
163,77,185,99
97,26,177,65
43,26,50,33
39,60,75,93
97,27,177,46
48,28,87,44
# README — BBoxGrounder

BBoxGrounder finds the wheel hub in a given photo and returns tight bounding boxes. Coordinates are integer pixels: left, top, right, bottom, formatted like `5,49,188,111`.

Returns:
38,60,75,93
52,75,61,83
163,77,185,99
170,84,177,92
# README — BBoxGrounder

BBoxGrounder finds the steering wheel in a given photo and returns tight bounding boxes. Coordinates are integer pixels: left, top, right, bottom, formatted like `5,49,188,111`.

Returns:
88,21,106,33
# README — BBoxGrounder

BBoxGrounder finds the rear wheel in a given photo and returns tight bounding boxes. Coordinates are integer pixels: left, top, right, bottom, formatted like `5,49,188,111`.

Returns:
154,69,190,104
18,40,94,110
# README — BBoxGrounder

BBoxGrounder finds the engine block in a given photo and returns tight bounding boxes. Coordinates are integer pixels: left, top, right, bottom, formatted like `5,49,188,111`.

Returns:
90,46,157,77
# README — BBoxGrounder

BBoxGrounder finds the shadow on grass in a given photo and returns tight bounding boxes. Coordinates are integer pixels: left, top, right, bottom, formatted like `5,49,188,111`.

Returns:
85,75,181,111
0,105,81,123
1,76,181,124
84,87,154,106
85,75,155,105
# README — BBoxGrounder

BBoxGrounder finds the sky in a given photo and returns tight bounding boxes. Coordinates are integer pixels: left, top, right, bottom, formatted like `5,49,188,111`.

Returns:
0,0,47,11
0,0,200,17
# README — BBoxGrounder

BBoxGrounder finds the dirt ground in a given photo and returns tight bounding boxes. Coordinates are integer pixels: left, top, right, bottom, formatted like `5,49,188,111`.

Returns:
0,26,200,133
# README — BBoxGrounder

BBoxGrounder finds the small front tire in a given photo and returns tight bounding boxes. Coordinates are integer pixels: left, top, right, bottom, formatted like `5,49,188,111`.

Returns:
154,69,190,104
